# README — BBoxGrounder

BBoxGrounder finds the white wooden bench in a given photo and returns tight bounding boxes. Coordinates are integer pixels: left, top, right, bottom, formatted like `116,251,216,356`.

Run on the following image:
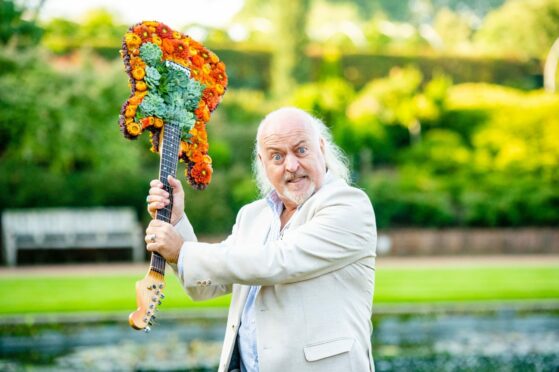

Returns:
1,208,144,266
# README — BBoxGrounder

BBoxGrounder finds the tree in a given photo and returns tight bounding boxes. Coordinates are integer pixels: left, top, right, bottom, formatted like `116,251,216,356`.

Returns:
270,0,311,98
475,0,559,59
0,0,43,48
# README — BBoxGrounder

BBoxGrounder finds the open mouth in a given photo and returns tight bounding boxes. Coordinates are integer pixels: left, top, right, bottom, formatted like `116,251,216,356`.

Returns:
286,175,307,184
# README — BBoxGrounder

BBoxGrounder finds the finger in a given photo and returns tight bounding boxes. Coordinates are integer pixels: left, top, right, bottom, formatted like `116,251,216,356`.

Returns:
149,186,169,198
168,175,184,194
150,179,164,188
147,195,169,207
146,242,158,252
147,219,163,228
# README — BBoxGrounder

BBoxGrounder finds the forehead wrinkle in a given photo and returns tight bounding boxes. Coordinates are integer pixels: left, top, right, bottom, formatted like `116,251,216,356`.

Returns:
261,130,311,150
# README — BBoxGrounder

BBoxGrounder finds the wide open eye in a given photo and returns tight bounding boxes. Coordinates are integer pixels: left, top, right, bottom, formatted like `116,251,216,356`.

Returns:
272,153,283,161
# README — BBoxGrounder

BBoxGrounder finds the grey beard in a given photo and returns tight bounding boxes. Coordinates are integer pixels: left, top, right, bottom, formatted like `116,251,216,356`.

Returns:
283,181,316,206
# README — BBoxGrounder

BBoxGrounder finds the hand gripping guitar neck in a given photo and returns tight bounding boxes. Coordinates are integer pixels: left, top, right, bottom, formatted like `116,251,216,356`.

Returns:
118,20,227,332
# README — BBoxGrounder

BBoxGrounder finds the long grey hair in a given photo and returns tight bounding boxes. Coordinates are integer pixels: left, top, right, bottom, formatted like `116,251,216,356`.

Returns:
252,107,351,196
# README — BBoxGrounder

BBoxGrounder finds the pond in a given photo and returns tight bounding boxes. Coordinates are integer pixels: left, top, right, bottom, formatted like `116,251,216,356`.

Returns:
0,305,558,371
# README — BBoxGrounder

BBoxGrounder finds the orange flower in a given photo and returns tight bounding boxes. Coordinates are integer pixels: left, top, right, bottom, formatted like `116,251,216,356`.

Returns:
141,117,154,129
161,39,175,55
190,150,204,163
191,54,204,68
129,92,147,106
156,23,172,38
180,141,190,157
194,120,206,131
132,67,145,80
125,104,137,118
129,57,145,69
126,121,142,136
190,162,212,185
195,101,210,122
203,87,220,111
154,117,164,128
133,25,151,41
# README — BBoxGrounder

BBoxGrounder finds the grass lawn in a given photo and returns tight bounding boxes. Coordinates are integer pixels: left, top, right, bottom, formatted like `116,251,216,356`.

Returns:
0,265,558,315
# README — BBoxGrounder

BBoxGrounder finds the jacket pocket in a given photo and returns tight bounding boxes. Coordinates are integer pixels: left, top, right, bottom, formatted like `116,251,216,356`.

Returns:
303,337,355,362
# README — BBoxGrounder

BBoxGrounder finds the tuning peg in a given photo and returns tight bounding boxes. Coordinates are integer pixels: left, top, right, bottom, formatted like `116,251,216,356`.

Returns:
158,300,162,305
158,284,164,289
160,294,166,299
152,296,157,302
144,327,151,333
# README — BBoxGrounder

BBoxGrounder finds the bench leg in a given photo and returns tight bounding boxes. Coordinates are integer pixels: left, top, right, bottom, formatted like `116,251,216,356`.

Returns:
3,234,17,267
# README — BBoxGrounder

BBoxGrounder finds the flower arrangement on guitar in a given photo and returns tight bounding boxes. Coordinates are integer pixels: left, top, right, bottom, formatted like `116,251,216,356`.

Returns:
119,21,227,189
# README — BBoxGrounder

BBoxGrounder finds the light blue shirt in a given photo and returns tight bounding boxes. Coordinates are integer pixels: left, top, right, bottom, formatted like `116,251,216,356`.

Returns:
238,191,286,372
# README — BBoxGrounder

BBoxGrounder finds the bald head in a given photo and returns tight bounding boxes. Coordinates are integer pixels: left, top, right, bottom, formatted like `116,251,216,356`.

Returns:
256,107,321,153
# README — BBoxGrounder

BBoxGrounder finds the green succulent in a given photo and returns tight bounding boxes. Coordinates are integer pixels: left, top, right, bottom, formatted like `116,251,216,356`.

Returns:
139,42,162,66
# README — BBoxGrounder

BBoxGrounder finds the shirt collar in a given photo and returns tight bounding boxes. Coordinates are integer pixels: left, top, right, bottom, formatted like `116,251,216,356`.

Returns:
265,171,334,216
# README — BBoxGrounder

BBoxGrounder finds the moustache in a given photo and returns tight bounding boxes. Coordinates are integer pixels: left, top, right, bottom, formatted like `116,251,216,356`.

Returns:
284,172,307,182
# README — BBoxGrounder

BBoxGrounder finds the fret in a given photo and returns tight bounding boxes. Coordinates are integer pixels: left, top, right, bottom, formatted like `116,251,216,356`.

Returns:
151,121,182,275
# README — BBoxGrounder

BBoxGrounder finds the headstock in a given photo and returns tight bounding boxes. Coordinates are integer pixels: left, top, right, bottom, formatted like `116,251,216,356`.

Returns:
129,271,166,332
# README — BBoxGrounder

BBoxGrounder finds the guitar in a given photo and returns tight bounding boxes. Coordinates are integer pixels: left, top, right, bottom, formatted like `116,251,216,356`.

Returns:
128,121,181,332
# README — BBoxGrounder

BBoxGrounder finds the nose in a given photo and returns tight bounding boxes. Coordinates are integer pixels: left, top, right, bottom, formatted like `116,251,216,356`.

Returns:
285,153,299,173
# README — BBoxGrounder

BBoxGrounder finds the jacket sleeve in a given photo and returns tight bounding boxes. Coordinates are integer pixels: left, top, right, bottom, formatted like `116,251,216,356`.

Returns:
177,186,376,287
169,213,232,300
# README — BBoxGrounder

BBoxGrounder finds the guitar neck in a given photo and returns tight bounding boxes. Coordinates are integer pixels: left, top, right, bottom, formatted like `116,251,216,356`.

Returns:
150,122,181,275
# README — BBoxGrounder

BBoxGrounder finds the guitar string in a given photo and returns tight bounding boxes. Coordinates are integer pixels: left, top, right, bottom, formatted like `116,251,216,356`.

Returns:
151,122,182,274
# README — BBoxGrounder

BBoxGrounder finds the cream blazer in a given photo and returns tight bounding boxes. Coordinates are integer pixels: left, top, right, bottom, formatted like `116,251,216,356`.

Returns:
171,175,377,372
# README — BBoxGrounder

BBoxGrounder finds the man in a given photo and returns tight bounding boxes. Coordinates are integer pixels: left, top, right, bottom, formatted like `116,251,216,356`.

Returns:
145,107,377,371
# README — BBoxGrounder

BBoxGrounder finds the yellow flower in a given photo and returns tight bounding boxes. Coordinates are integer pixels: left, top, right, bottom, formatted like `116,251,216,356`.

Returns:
154,117,164,128
132,67,145,80
127,121,142,136
173,31,182,39
144,21,159,28
125,33,142,49
152,35,162,46
135,81,147,91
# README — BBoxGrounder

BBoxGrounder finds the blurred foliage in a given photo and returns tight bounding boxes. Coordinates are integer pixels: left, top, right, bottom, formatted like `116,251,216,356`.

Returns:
475,0,559,59
0,0,43,47
1,0,558,236
42,10,127,57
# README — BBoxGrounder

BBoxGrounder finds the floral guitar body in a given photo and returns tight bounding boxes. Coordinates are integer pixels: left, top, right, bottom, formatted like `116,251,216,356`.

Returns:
119,21,227,331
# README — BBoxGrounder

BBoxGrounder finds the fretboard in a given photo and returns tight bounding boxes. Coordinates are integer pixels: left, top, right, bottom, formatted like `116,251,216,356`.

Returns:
150,121,181,275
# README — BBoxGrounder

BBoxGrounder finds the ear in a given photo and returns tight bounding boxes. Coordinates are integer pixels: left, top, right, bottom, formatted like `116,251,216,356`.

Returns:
319,137,325,155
